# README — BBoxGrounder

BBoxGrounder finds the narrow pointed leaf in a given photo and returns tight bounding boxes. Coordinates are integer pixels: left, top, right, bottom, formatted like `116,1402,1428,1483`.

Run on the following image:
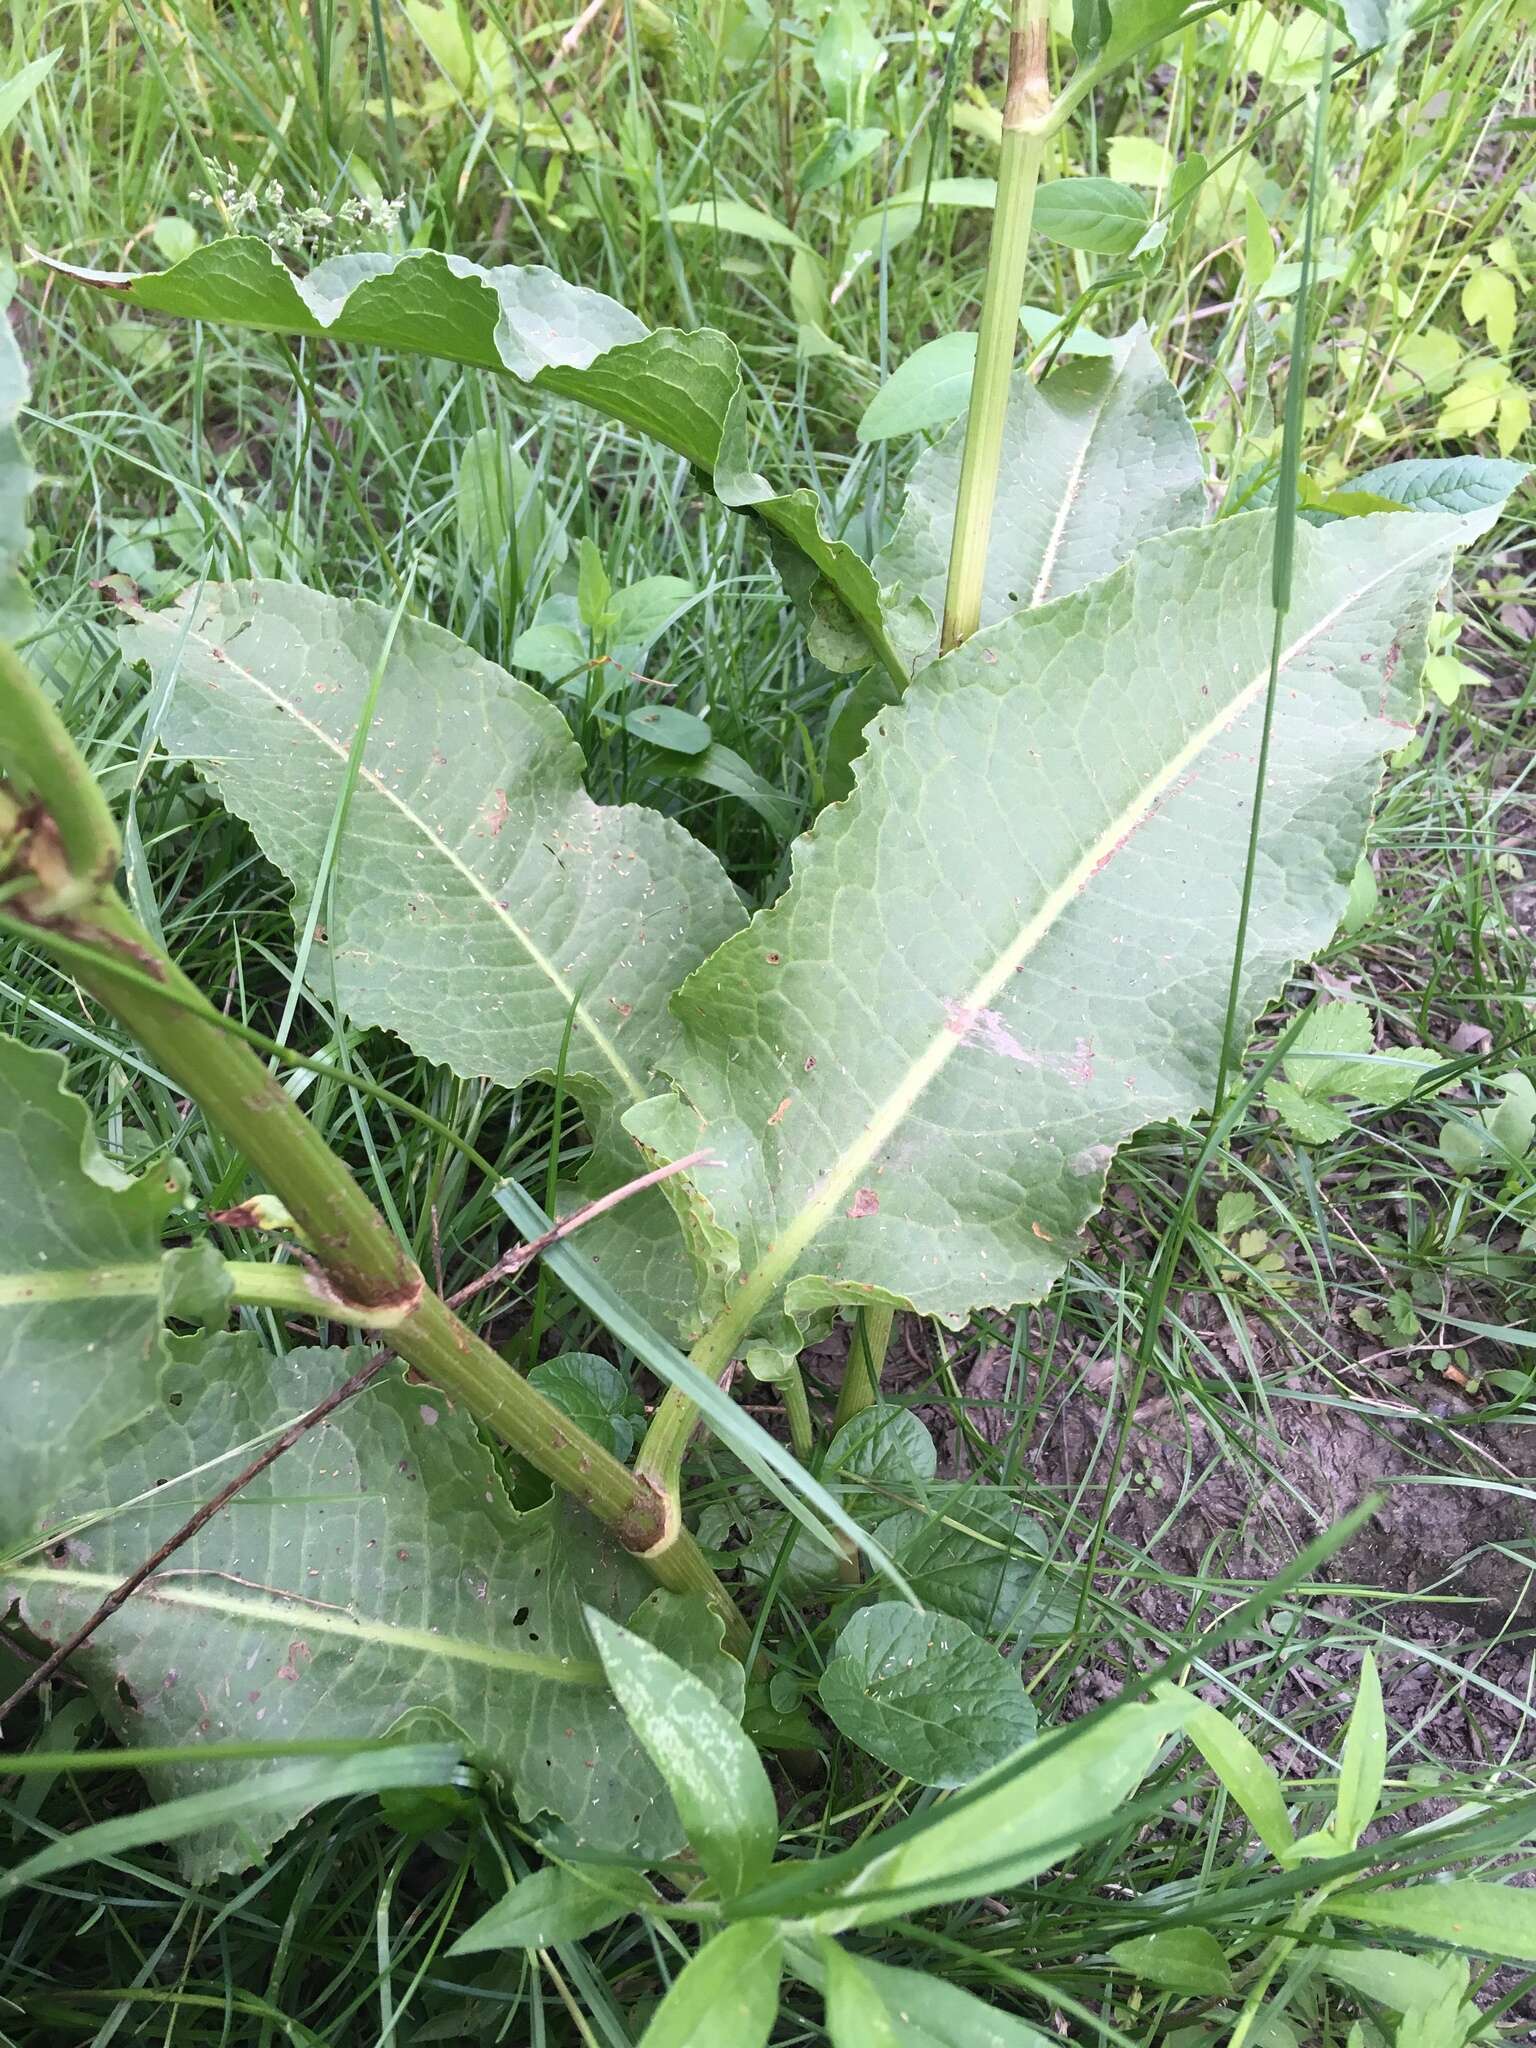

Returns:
1346,455,1528,517
492,1174,912,1600
0,1745,466,1900
640,1922,782,2048
1181,1695,1294,1858
814,1693,1190,1930
873,328,1205,669
0,1040,187,1550
1332,1881,1536,1963
585,1610,778,1900
4,1337,738,1876
53,240,906,680
1333,1650,1386,1849
821,1944,1057,2047
629,506,1507,1363
857,331,979,443
664,197,807,252
448,1861,655,1955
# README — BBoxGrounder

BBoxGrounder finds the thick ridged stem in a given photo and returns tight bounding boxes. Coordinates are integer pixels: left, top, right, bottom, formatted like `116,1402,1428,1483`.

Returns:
0,650,749,1653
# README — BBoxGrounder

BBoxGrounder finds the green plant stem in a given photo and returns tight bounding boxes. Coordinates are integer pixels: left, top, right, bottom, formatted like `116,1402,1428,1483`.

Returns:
76,896,421,1312
633,1357,732,1515
0,656,747,1652
833,1305,893,1434
75,896,742,1636
939,0,1052,653
1224,1874,1348,2048
1211,33,1333,1112
223,1259,390,1327
780,1360,813,1462
0,641,120,897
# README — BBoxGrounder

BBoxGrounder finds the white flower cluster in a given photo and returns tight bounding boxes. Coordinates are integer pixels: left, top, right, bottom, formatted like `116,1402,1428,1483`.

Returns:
189,160,405,251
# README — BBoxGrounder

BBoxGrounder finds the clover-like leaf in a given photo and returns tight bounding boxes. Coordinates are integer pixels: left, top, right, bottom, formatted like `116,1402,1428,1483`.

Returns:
1264,1001,1443,1142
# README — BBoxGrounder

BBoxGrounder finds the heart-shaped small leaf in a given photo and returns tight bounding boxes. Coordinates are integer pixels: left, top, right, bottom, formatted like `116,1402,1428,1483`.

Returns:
819,1603,1037,1786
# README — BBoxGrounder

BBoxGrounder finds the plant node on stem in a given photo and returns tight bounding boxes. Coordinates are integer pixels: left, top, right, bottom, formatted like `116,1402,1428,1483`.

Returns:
939,0,1055,655
0,642,750,1656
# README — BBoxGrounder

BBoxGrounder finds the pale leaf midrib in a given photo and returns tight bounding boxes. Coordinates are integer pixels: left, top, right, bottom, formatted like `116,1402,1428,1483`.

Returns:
0,1263,162,1307
170,609,644,1102
14,1565,605,1685
1029,378,1114,609
730,528,1446,1321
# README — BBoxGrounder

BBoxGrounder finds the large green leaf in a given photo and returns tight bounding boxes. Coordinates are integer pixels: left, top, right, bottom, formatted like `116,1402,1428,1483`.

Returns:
3,1336,740,1876
119,581,745,1333
122,583,743,1112
53,240,907,682
628,504,1505,1366
873,329,1205,670
0,1040,192,1552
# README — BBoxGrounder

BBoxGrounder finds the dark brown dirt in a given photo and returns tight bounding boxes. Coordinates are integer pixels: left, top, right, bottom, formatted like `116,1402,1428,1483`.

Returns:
827,1317,1536,1776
